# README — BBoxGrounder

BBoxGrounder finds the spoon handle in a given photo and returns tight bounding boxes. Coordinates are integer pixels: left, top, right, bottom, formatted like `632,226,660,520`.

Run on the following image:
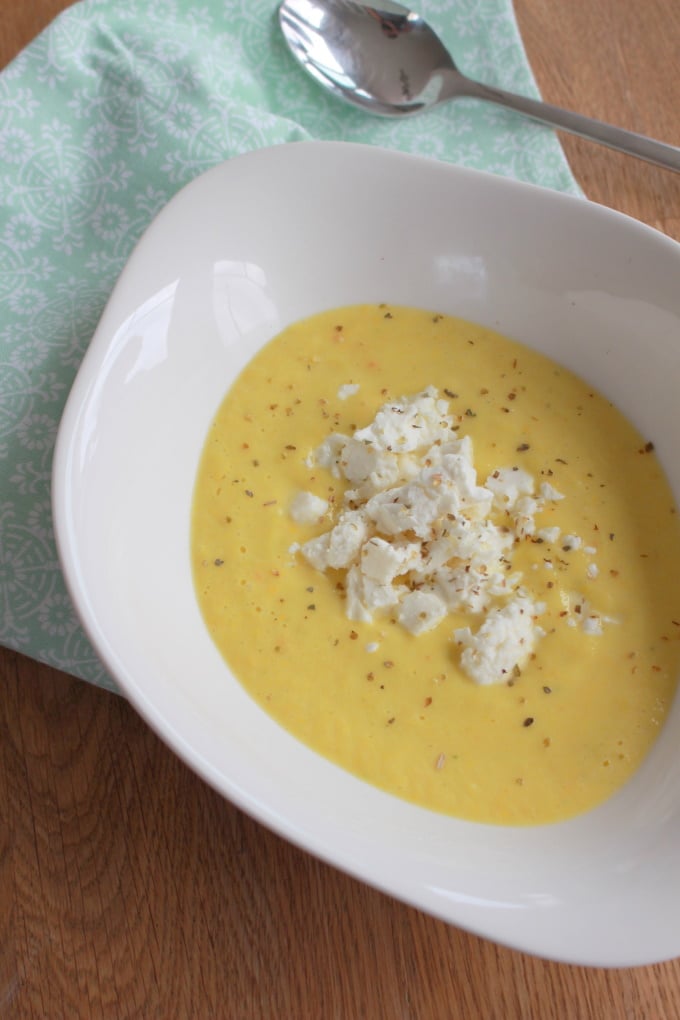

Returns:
456,75,680,173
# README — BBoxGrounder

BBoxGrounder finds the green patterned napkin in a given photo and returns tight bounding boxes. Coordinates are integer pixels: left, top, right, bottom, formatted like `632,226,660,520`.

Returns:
0,0,580,693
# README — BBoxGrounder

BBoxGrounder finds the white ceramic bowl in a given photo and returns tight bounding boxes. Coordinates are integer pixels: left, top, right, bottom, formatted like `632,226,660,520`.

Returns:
53,142,680,967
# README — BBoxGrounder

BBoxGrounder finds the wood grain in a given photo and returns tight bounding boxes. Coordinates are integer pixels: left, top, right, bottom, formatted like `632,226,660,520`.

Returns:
1,1,680,1017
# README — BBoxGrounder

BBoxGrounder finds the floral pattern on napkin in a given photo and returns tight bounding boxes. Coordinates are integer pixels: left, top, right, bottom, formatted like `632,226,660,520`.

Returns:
0,0,580,692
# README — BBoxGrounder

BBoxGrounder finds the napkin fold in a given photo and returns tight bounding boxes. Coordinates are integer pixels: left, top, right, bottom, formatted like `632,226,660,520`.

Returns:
0,0,580,693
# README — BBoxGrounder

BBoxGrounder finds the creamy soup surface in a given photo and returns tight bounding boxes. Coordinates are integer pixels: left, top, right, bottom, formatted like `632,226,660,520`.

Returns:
191,305,680,825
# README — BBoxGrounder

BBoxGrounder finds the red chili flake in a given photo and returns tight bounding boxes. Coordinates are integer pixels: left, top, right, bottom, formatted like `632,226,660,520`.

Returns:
349,630,358,640
424,697,432,707
383,660,394,669
245,489,254,497
523,717,534,727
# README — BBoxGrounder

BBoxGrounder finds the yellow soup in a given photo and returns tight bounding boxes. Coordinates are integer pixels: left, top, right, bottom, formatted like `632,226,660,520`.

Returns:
191,305,680,825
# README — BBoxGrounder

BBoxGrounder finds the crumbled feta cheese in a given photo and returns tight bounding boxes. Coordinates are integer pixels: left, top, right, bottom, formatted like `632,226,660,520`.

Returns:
398,590,447,635
301,508,368,570
512,495,541,538
486,467,534,508
289,491,329,525
337,383,360,400
345,564,373,622
454,596,542,686
308,433,345,475
353,386,451,454
290,386,612,685
536,526,561,544
539,481,565,501
586,562,599,579
360,536,419,584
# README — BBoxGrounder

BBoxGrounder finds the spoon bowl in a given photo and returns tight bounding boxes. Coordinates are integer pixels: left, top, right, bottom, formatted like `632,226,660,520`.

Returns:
278,0,680,172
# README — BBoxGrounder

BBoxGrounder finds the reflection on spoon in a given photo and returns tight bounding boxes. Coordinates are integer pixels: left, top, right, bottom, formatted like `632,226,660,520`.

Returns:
278,0,680,173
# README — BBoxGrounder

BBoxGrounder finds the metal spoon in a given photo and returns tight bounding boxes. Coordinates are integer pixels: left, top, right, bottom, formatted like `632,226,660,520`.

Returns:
278,0,680,173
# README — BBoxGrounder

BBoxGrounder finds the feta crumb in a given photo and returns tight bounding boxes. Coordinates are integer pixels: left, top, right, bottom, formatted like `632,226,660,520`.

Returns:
337,382,360,400
398,590,447,635
562,534,582,551
360,536,419,584
454,596,543,686
536,526,561,544
586,562,599,579
289,491,329,525
512,495,540,538
308,433,345,475
539,481,565,501
486,466,534,508
301,509,368,570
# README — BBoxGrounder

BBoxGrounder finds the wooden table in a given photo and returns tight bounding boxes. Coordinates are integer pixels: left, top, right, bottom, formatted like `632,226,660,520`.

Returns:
2,2,679,1016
